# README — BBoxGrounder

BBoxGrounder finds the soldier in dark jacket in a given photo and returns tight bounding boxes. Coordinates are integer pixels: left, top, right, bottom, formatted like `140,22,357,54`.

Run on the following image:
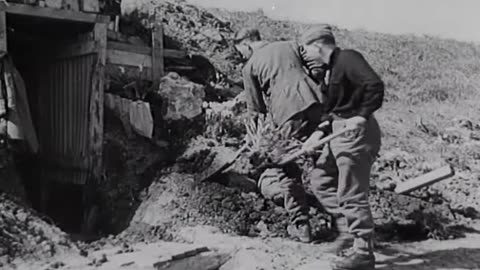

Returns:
300,25,384,270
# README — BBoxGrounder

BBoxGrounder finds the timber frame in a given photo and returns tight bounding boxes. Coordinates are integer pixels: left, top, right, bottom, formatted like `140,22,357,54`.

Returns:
0,2,109,23
0,2,188,181
0,2,109,182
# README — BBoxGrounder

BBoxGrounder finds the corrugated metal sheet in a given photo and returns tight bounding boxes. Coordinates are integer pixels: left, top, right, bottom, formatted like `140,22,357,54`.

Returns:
38,54,96,185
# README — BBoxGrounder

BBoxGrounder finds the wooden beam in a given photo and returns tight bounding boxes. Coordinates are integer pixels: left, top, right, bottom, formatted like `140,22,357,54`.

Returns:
5,3,109,23
0,11,6,53
106,63,153,81
89,22,107,183
107,49,152,68
394,165,455,194
164,48,188,59
166,65,196,71
151,20,164,86
108,41,151,55
108,41,188,59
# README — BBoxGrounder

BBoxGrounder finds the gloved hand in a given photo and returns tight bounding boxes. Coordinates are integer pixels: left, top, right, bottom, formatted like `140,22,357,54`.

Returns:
345,116,367,131
300,130,325,155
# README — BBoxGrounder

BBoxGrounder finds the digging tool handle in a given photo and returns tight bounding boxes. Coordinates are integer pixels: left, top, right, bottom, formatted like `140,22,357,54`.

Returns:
231,143,250,162
217,142,250,174
279,127,353,165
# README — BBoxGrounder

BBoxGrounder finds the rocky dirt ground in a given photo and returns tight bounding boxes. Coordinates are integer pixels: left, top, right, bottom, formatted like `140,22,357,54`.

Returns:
7,222,480,270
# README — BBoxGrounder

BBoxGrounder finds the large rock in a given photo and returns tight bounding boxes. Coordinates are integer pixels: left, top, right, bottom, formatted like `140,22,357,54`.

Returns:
157,72,205,121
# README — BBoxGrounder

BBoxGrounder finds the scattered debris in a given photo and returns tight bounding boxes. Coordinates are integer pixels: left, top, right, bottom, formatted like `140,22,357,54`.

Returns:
0,193,76,266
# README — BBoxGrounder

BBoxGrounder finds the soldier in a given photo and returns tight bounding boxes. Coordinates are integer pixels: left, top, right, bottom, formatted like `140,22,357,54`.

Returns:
300,25,384,270
234,28,327,243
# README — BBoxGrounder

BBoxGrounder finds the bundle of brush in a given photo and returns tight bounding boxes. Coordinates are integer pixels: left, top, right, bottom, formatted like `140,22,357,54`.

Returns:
242,115,303,179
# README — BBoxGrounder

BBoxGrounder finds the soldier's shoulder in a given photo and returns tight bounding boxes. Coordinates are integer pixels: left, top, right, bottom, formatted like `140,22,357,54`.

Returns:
338,49,365,59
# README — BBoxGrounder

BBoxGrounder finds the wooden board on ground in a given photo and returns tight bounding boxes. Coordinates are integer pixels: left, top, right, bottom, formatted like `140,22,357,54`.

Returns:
154,251,231,270
395,165,455,194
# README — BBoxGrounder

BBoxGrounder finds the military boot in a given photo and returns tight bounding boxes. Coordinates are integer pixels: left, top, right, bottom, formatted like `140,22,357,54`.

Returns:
326,215,354,254
331,237,375,270
287,220,312,243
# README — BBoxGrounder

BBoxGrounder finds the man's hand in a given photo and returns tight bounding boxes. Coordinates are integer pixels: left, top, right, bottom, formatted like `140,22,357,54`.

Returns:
345,116,367,131
301,130,325,155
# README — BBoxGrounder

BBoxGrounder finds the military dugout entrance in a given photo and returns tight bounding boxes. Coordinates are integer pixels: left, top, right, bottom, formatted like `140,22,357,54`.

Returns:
0,2,109,232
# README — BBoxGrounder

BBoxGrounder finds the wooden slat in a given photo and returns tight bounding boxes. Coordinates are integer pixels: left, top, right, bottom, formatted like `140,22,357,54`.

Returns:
108,41,151,55
108,41,188,59
4,3,109,23
166,65,196,71
164,48,188,59
0,11,6,53
89,22,107,182
395,165,455,194
152,20,164,85
106,63,153,81
107,49,152,68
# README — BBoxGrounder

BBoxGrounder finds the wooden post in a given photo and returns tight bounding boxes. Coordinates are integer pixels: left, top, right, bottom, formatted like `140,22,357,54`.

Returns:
151,11,164,88
90,22,108,182
0,11,6,53
82,21,107,234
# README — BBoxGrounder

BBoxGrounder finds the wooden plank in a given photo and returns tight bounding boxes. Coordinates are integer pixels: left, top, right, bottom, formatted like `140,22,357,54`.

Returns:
151,19,164,85
154,252,230,270
395,165,455,194
5,3,109,23
0,11,6,53
54,41,96,59
108,41,188,59
107,49,152,68
108,41,151,55
106,63,153,81
89,22,107,183
166,65,196,71
164,48,188,59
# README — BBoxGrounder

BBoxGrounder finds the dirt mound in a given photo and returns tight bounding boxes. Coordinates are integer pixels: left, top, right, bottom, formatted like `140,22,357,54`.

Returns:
0,193,76,267
126,171,331,242
112,90,473,243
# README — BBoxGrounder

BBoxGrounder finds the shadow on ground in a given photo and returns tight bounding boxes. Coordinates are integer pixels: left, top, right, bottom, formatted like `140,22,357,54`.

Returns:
377,247,480,269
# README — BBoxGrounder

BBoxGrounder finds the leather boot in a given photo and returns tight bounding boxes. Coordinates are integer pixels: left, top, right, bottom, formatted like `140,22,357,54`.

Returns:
287,220,312,243
331,237,375,270
331,251,375,270
326,215,354,254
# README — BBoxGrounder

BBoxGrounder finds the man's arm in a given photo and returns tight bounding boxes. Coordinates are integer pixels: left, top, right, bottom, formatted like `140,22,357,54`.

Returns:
242,63,267,114
343,51,384,119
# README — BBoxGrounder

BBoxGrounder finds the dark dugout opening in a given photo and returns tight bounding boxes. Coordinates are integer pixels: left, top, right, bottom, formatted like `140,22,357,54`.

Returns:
6,13,96,234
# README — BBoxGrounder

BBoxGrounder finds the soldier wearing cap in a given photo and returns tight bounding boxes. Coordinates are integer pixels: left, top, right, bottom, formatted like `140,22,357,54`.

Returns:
233,28,331,243
299,25,384,270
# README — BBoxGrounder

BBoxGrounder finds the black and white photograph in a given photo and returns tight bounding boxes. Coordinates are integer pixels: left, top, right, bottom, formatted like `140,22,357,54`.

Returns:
0,0,479,269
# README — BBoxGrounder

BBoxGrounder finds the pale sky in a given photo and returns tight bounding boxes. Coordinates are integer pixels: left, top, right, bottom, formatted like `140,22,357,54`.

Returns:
188,0,480,43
